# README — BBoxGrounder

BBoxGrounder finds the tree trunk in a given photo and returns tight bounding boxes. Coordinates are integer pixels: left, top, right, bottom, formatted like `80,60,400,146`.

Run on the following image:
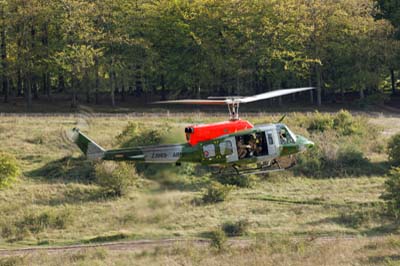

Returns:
316,65,322,106
110,71,115,107
17,71,22,96
42,23,50,99
1,31,7,103
161,74,166,100
94,58,99,104
390,68,396,95
71,76,77,108
308,75,314,104
1,6,7,103
58,74,65,93
359,84,365,100
25,77,32,110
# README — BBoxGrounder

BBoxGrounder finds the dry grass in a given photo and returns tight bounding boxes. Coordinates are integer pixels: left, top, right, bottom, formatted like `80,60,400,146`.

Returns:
0,112,398,265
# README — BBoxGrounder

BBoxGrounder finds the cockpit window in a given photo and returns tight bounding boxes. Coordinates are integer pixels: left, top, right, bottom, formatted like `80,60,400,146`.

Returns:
276,124,296,144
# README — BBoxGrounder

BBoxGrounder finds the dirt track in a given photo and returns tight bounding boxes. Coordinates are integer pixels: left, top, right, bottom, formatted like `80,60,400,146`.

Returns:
0,236,370,256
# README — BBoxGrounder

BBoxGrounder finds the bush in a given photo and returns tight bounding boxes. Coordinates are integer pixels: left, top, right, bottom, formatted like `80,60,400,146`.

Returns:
333,110,362,136
202,182,232,204
215,174,254,188
307,110,367,136
388,134,400,166
295,145,371,178
16,210,71,233
95,161,137,197
1,208,72,240
116,122,171,148
209,229,227,251
380,167,400,219
307,111,334,133
0,151,20,189
221,219,249,237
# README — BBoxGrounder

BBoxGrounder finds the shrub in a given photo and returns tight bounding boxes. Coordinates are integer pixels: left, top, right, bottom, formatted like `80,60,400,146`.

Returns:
333,110,361,136
215,174,254,188
16,209,72,234
209,229,227,251
380,167,400,219
307,112,334,133
1,208,72,240
388,134,400,166
307,110,368,136
116,122,171,148
202,182,232,204
295,145,371,178
221,219,249,237
0,151,20,189
95,161,137,197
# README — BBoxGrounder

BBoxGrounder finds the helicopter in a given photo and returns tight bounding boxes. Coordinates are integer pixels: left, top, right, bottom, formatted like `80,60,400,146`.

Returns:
71,87,315,175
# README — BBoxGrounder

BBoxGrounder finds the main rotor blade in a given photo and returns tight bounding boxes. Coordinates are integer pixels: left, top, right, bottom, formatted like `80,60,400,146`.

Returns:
152,87,316,105
152,99,227,105
237,87,316,103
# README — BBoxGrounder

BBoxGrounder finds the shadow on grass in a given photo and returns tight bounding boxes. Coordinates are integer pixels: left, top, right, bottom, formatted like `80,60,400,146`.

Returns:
137,163,212,192
27,156,94,184
33,186,114,206
293,160,390,179
367,255,400,265
82,233,130,244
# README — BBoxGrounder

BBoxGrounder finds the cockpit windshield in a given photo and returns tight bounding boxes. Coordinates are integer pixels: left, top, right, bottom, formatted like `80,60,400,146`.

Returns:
276,124,297,144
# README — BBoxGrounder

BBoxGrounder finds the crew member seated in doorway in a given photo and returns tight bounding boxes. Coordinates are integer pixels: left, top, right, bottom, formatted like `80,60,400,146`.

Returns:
279,130,287,144
237,138,248,159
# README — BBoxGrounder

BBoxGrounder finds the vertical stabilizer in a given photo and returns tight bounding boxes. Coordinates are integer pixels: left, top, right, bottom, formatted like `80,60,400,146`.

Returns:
71,128,105,160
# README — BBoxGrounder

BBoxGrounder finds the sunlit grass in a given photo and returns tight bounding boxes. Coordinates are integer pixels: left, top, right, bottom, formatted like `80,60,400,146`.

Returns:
0,113,398,254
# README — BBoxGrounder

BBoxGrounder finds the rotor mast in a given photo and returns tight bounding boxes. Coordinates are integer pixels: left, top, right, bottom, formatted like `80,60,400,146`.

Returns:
227,101,240,120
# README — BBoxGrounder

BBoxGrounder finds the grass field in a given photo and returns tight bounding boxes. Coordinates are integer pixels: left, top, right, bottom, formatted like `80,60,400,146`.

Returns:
0,111,399,265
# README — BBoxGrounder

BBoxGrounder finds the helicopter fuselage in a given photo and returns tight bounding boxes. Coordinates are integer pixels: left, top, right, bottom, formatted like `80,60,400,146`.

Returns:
78,123,314,167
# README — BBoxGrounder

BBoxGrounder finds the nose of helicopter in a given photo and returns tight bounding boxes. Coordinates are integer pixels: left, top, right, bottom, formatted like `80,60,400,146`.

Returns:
296,135,315,151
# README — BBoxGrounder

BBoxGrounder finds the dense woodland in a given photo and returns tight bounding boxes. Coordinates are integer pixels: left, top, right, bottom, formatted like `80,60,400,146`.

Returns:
0,0,399,109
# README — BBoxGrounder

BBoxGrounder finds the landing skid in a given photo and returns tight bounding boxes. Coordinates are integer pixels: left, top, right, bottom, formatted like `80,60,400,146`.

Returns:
214,157,296,177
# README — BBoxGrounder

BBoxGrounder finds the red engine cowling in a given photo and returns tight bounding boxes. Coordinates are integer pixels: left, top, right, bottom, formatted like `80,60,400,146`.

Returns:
185,120,254,146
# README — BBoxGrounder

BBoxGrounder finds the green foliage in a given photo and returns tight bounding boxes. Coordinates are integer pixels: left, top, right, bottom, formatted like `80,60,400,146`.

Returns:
209,229,227,251
117,122,171,148
307,112,334,133
0,151,20,189
221,219,250,237
0,0,396,108
333,110,363,136
295,145,372,178
380,167,400,219
94,161,137,197
1,208,72,240
388,134,400,166
307,110,365,136
202,182,232,204
215,174,254,188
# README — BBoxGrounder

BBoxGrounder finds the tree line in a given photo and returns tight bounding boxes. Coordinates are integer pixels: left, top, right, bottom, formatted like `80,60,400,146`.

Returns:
0,0,399,109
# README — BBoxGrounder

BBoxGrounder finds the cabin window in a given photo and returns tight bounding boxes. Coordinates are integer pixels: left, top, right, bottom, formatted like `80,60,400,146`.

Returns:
219,140,233,156
203,144,216,158
276,124,296,144
267,133,274,145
